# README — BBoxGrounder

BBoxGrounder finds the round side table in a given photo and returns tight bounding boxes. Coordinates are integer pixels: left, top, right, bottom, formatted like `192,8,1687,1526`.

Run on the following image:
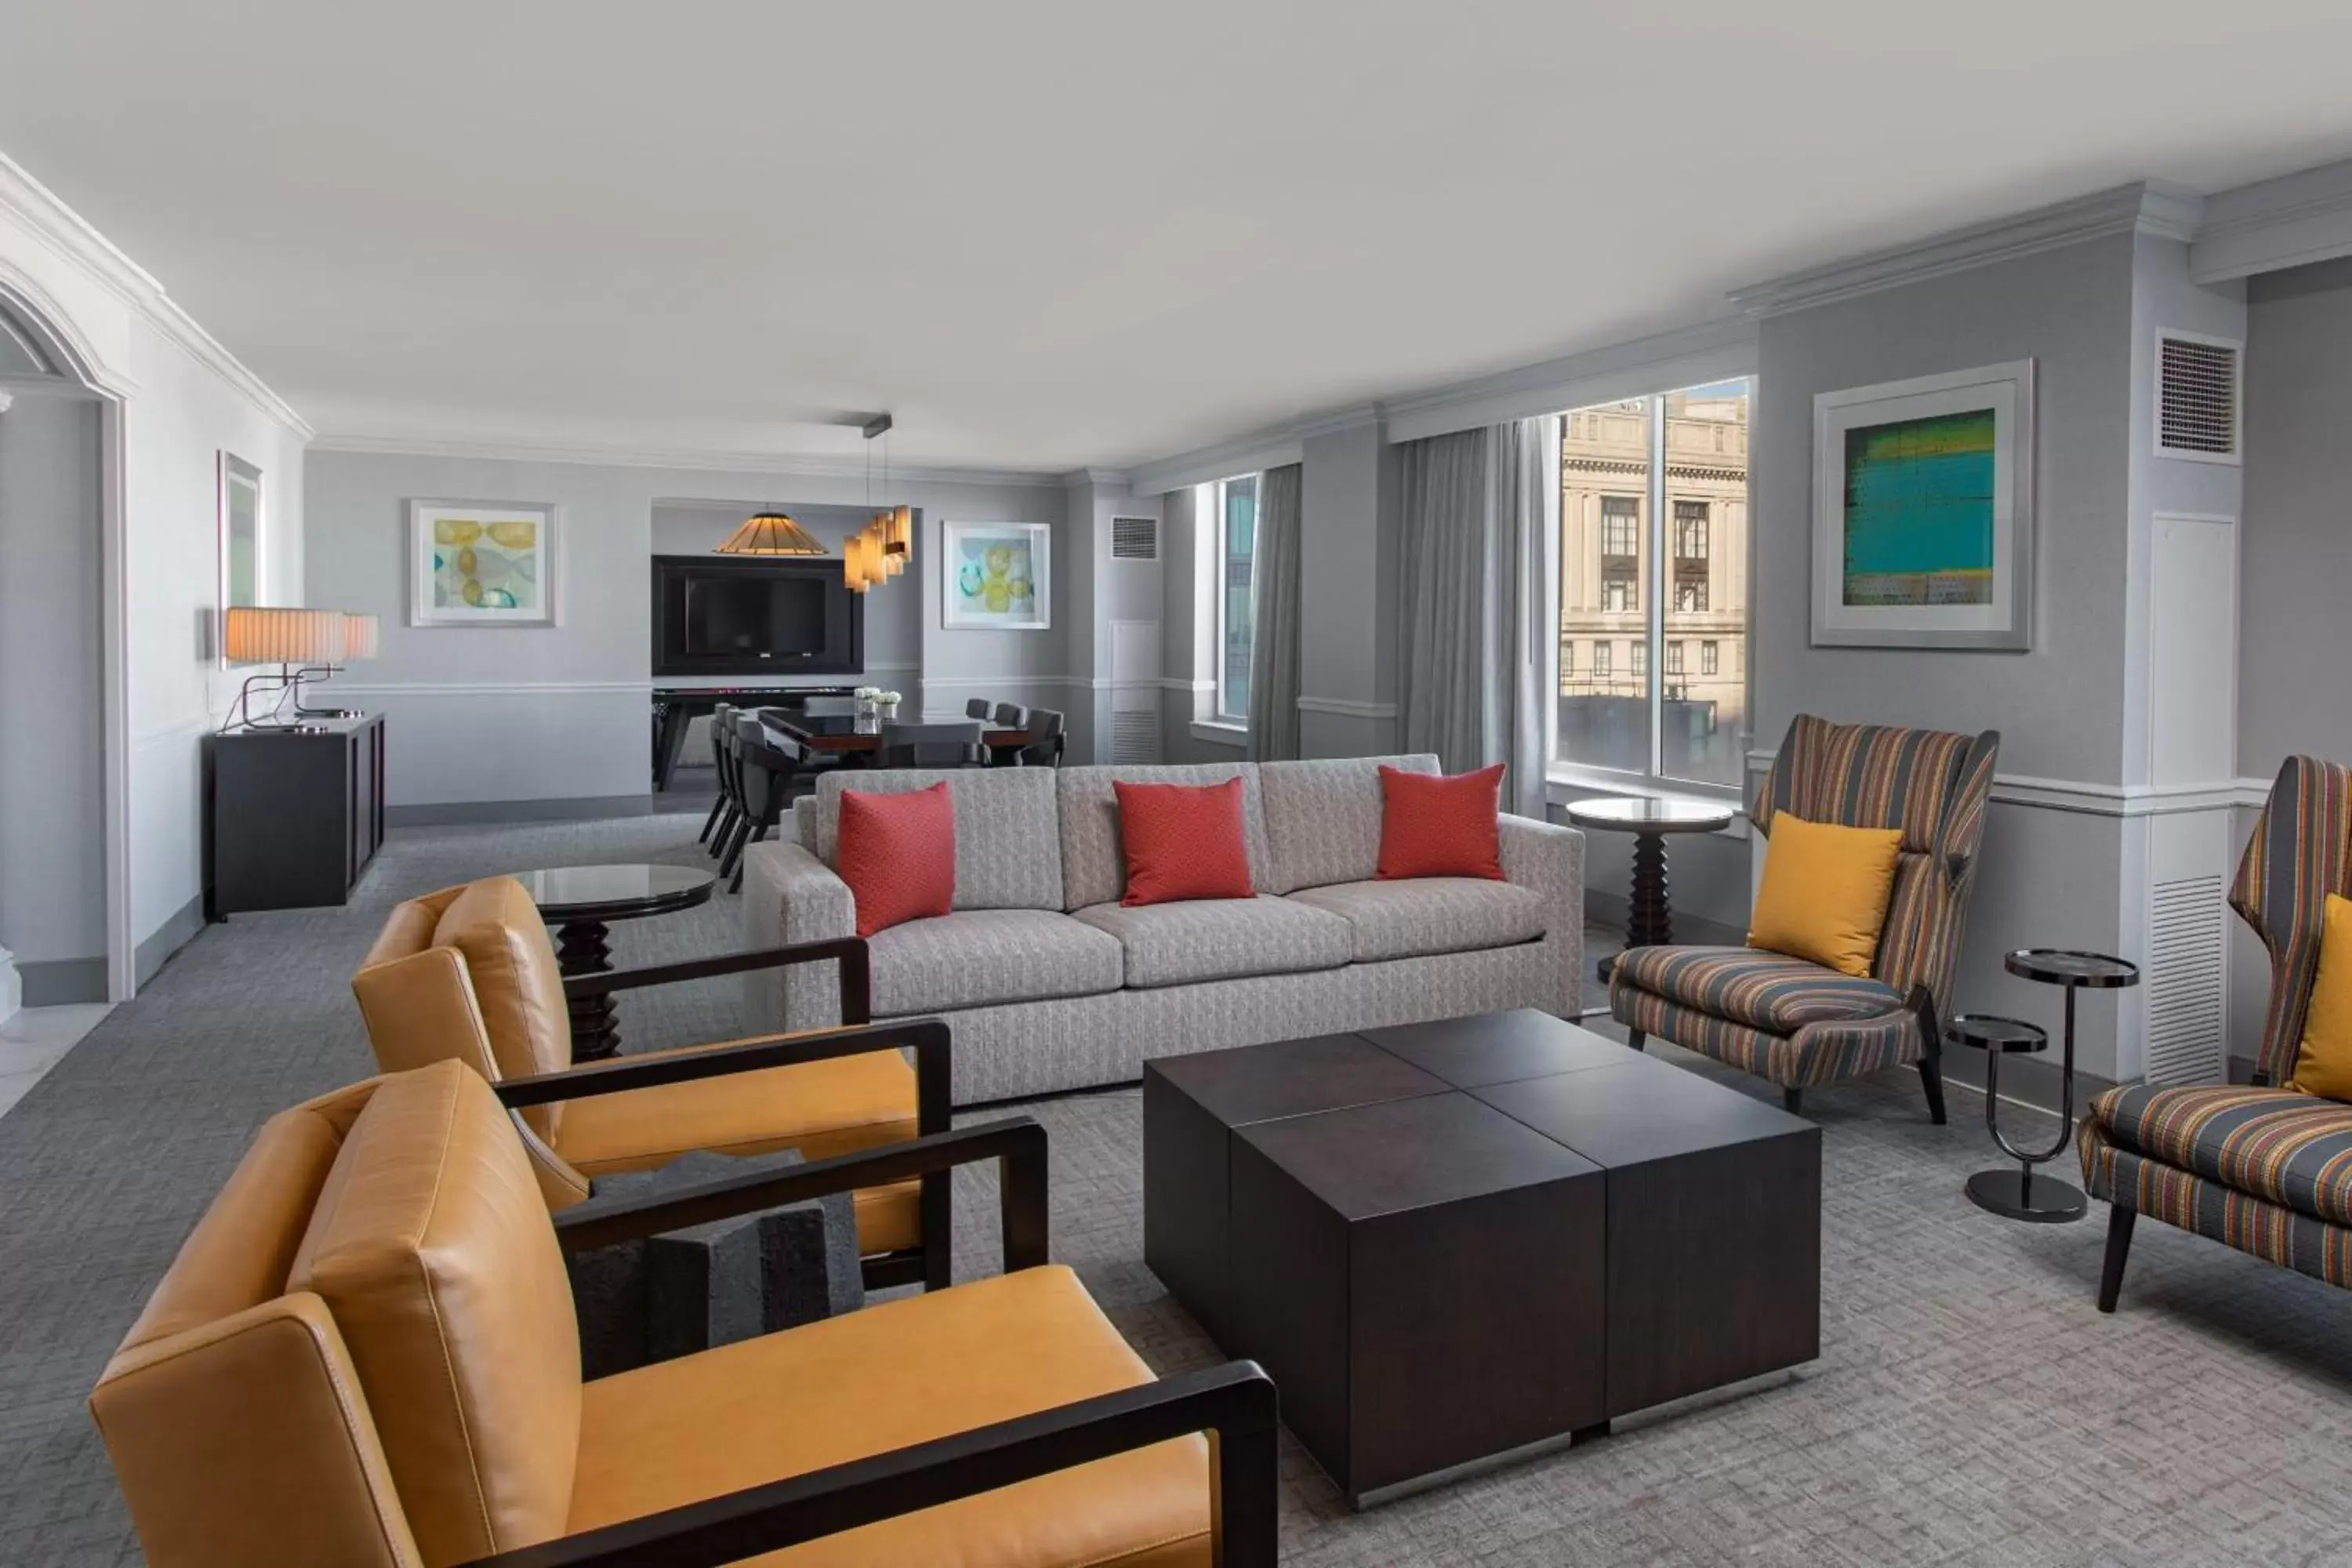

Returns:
1563,797,1737,982
515,864,717,1061
1958,949,2140,1224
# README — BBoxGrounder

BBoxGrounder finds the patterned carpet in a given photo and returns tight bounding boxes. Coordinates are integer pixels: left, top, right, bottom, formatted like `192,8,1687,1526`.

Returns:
4,815,2351,1566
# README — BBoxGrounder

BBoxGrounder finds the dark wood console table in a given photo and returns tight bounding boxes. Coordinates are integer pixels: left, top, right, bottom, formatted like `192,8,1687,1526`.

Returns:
205,714,387,915
651,685,859,791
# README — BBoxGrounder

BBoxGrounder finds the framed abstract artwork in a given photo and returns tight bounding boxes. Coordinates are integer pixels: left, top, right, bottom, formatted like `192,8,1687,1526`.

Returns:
941,521,1050,630
216,453,263,666
1811,360,2034,649
408,499,560,627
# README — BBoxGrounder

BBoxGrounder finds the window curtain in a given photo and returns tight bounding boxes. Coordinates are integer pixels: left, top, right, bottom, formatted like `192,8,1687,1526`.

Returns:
1245,463,1304,761
1395,417,1559,817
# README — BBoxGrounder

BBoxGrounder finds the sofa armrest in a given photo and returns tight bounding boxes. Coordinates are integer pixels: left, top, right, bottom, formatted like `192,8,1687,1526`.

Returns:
1499,812,1584,1018
740,841,858,1032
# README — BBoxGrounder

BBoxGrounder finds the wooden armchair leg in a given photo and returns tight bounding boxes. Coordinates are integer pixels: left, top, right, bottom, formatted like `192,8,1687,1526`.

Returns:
1625,1029,1646,1053
1918,1057,1948,1127
2096,1205,2135,1314
1781,1087,1802,1116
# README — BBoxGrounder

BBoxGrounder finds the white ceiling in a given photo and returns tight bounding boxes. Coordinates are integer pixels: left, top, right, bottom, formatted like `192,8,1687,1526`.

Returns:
5,0,2350,472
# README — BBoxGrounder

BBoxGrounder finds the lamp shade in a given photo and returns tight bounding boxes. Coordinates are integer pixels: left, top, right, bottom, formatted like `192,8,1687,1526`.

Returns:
888,505,912,554
223,606,346,665
841,533,869,593
341,612,379,662
715,511,826,556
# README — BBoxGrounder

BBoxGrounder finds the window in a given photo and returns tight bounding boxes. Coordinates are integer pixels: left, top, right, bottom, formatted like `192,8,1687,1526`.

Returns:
1214,474,1258,723
1556,379,1750,788
1560,640,1574,678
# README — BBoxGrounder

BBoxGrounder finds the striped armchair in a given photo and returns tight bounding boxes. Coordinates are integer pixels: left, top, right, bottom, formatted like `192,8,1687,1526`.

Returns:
1610,713,2000,1120
2080,756,2352,1311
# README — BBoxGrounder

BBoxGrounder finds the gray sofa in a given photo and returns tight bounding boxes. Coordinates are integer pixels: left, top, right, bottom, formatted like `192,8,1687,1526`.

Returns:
740,755,1584,1104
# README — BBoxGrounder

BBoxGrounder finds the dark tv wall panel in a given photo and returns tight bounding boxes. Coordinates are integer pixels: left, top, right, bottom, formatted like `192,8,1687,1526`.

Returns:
651,555,865,677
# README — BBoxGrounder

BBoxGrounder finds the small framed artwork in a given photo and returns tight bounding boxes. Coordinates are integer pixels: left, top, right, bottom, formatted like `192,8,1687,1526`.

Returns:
941,521,1051,630
1811,360,2034,649
216,453,262,666
408,499,560,627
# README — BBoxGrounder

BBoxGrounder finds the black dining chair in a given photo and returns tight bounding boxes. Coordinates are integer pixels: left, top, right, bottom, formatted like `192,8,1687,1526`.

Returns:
964,699,994,721
990,702,1027,728
876,720,987,771
722,715,822,892
1018,706,1067,768
699,702,738,847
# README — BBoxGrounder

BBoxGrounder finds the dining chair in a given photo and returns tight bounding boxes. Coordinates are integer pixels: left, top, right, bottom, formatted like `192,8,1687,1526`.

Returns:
698,702,737,847
728,715,826,891
1018,706,1068,767
965,698,994,720
708,708,755,866
877,720,987,770
992,701,1028,728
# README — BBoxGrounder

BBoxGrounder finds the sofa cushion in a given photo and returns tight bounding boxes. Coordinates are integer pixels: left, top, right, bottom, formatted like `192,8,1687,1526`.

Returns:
1058,763,1274,911
869,909,1123,1015
837,782,956,938
1287,877,1545,964
811,767,1062,912
1376,763,1505,881
1612,946,1905,1036
2089,1083,2352,1229
568,1265,1210,1568
1116,778,1254,906
1073,895,1352,989
1257,754,1439,894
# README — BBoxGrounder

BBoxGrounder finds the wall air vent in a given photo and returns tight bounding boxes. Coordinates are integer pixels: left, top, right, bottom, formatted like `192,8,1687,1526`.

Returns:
2155,330,2241,463
1111,710,1160,764
1112,516,1159,561
2145,873,2227,1084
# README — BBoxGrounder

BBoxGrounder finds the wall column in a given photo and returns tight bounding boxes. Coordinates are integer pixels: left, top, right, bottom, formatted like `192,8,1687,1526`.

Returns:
1297,416,1399,757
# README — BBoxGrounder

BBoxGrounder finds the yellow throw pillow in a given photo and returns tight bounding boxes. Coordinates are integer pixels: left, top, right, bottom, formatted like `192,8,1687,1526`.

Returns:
1747,814,1905,978
2288,893,2352,1101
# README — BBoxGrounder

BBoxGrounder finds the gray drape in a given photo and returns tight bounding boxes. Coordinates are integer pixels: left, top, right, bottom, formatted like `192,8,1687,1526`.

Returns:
1395,417,1559,816
1246,463,1303,761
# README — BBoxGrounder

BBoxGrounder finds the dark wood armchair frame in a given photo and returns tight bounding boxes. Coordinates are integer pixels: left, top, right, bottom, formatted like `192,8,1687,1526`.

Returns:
495,938,951,1292
460,1116,1280,1568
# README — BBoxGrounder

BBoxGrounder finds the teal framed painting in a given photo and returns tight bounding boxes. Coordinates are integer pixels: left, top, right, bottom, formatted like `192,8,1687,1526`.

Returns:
1811,361,2033,649
408,499,561,627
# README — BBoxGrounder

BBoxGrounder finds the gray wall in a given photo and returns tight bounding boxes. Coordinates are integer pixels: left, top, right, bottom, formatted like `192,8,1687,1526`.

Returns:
1754,233,2137,784
0,391,105,991
2239,256,2352,780
306,450,1066,808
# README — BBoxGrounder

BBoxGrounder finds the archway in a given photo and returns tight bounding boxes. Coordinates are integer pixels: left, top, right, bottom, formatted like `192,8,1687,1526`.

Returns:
0,287,128,1014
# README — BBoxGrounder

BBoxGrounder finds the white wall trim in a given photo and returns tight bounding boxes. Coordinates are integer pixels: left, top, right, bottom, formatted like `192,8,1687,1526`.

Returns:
1382,318,1759,443
2192,156,2352,283
1127,434,1310,499
1730,183,2203,319
1295,695,1399,719
0,153,311,436
1190,719,1248,749
331,681,654,698
307,432,1065,489
1743,749,2266,817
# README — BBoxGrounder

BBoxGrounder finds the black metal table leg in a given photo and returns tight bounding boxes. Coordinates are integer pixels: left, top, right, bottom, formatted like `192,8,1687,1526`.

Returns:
557,917,621,1060
1963,950,2138,1224
652,700,692,793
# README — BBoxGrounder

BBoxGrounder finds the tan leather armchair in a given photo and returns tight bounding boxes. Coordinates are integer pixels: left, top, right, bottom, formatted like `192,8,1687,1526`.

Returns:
354,876,948,1289
89,1058,1279,1568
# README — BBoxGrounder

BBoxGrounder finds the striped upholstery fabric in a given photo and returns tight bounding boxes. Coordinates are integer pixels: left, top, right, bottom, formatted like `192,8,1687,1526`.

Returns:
2085,1083,2352,1227
1612,986,1921,1089
2231,756,2352,1084
1610,713,1998,1097
1611,947,1901,1035
2083,1127,2352,1292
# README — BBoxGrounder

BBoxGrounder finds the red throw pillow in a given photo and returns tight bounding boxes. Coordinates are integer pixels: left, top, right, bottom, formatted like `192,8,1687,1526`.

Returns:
1115,778,1254,906
1377,763,1505,880
837,782,955,938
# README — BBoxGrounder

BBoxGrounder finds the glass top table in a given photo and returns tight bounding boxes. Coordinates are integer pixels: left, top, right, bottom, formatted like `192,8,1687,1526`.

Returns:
1563,797,1739,982
512,864,718,1059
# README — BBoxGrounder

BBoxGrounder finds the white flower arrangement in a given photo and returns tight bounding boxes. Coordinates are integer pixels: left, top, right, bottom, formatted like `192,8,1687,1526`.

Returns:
880,691,902,705
854,685,880,700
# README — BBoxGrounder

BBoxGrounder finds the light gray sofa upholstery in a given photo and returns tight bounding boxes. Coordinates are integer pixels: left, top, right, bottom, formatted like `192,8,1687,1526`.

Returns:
741,754,1584,1103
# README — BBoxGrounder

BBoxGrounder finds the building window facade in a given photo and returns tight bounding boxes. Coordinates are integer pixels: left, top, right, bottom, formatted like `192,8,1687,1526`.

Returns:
1555,380,1751,788
1214,474,1258,723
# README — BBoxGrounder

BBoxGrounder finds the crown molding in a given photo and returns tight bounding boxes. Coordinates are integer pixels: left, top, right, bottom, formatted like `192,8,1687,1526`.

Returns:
1382,317,1758,445
1059,466,1132,490
1730,183,2204,319
305,432,1066,488
2191,155,2352,283
0,154,311,437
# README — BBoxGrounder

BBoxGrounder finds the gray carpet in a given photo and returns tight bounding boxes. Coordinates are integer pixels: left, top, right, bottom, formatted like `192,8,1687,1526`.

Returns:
5,818,2351,1566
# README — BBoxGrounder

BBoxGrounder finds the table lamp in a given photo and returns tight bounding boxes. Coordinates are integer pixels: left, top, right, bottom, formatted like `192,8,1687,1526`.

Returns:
221,607,347,731
291,611,377,720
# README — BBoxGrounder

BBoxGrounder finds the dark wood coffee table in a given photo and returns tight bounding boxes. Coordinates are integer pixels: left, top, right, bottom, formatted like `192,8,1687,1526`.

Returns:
1144,1009,1820,1505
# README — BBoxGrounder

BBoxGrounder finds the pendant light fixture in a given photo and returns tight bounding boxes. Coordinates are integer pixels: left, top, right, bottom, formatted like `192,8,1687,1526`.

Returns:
714,510,824,557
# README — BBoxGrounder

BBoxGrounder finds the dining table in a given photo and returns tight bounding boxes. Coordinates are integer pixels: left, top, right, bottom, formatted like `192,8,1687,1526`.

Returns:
759,704,1033,760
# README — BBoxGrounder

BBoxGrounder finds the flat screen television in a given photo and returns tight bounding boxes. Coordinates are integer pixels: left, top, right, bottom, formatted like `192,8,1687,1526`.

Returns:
652,555,863,677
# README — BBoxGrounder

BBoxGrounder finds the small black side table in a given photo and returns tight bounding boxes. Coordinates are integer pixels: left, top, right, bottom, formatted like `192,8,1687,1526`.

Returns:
1564,797,1737,982
515,865,717,1060
1958,949,2140,1224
